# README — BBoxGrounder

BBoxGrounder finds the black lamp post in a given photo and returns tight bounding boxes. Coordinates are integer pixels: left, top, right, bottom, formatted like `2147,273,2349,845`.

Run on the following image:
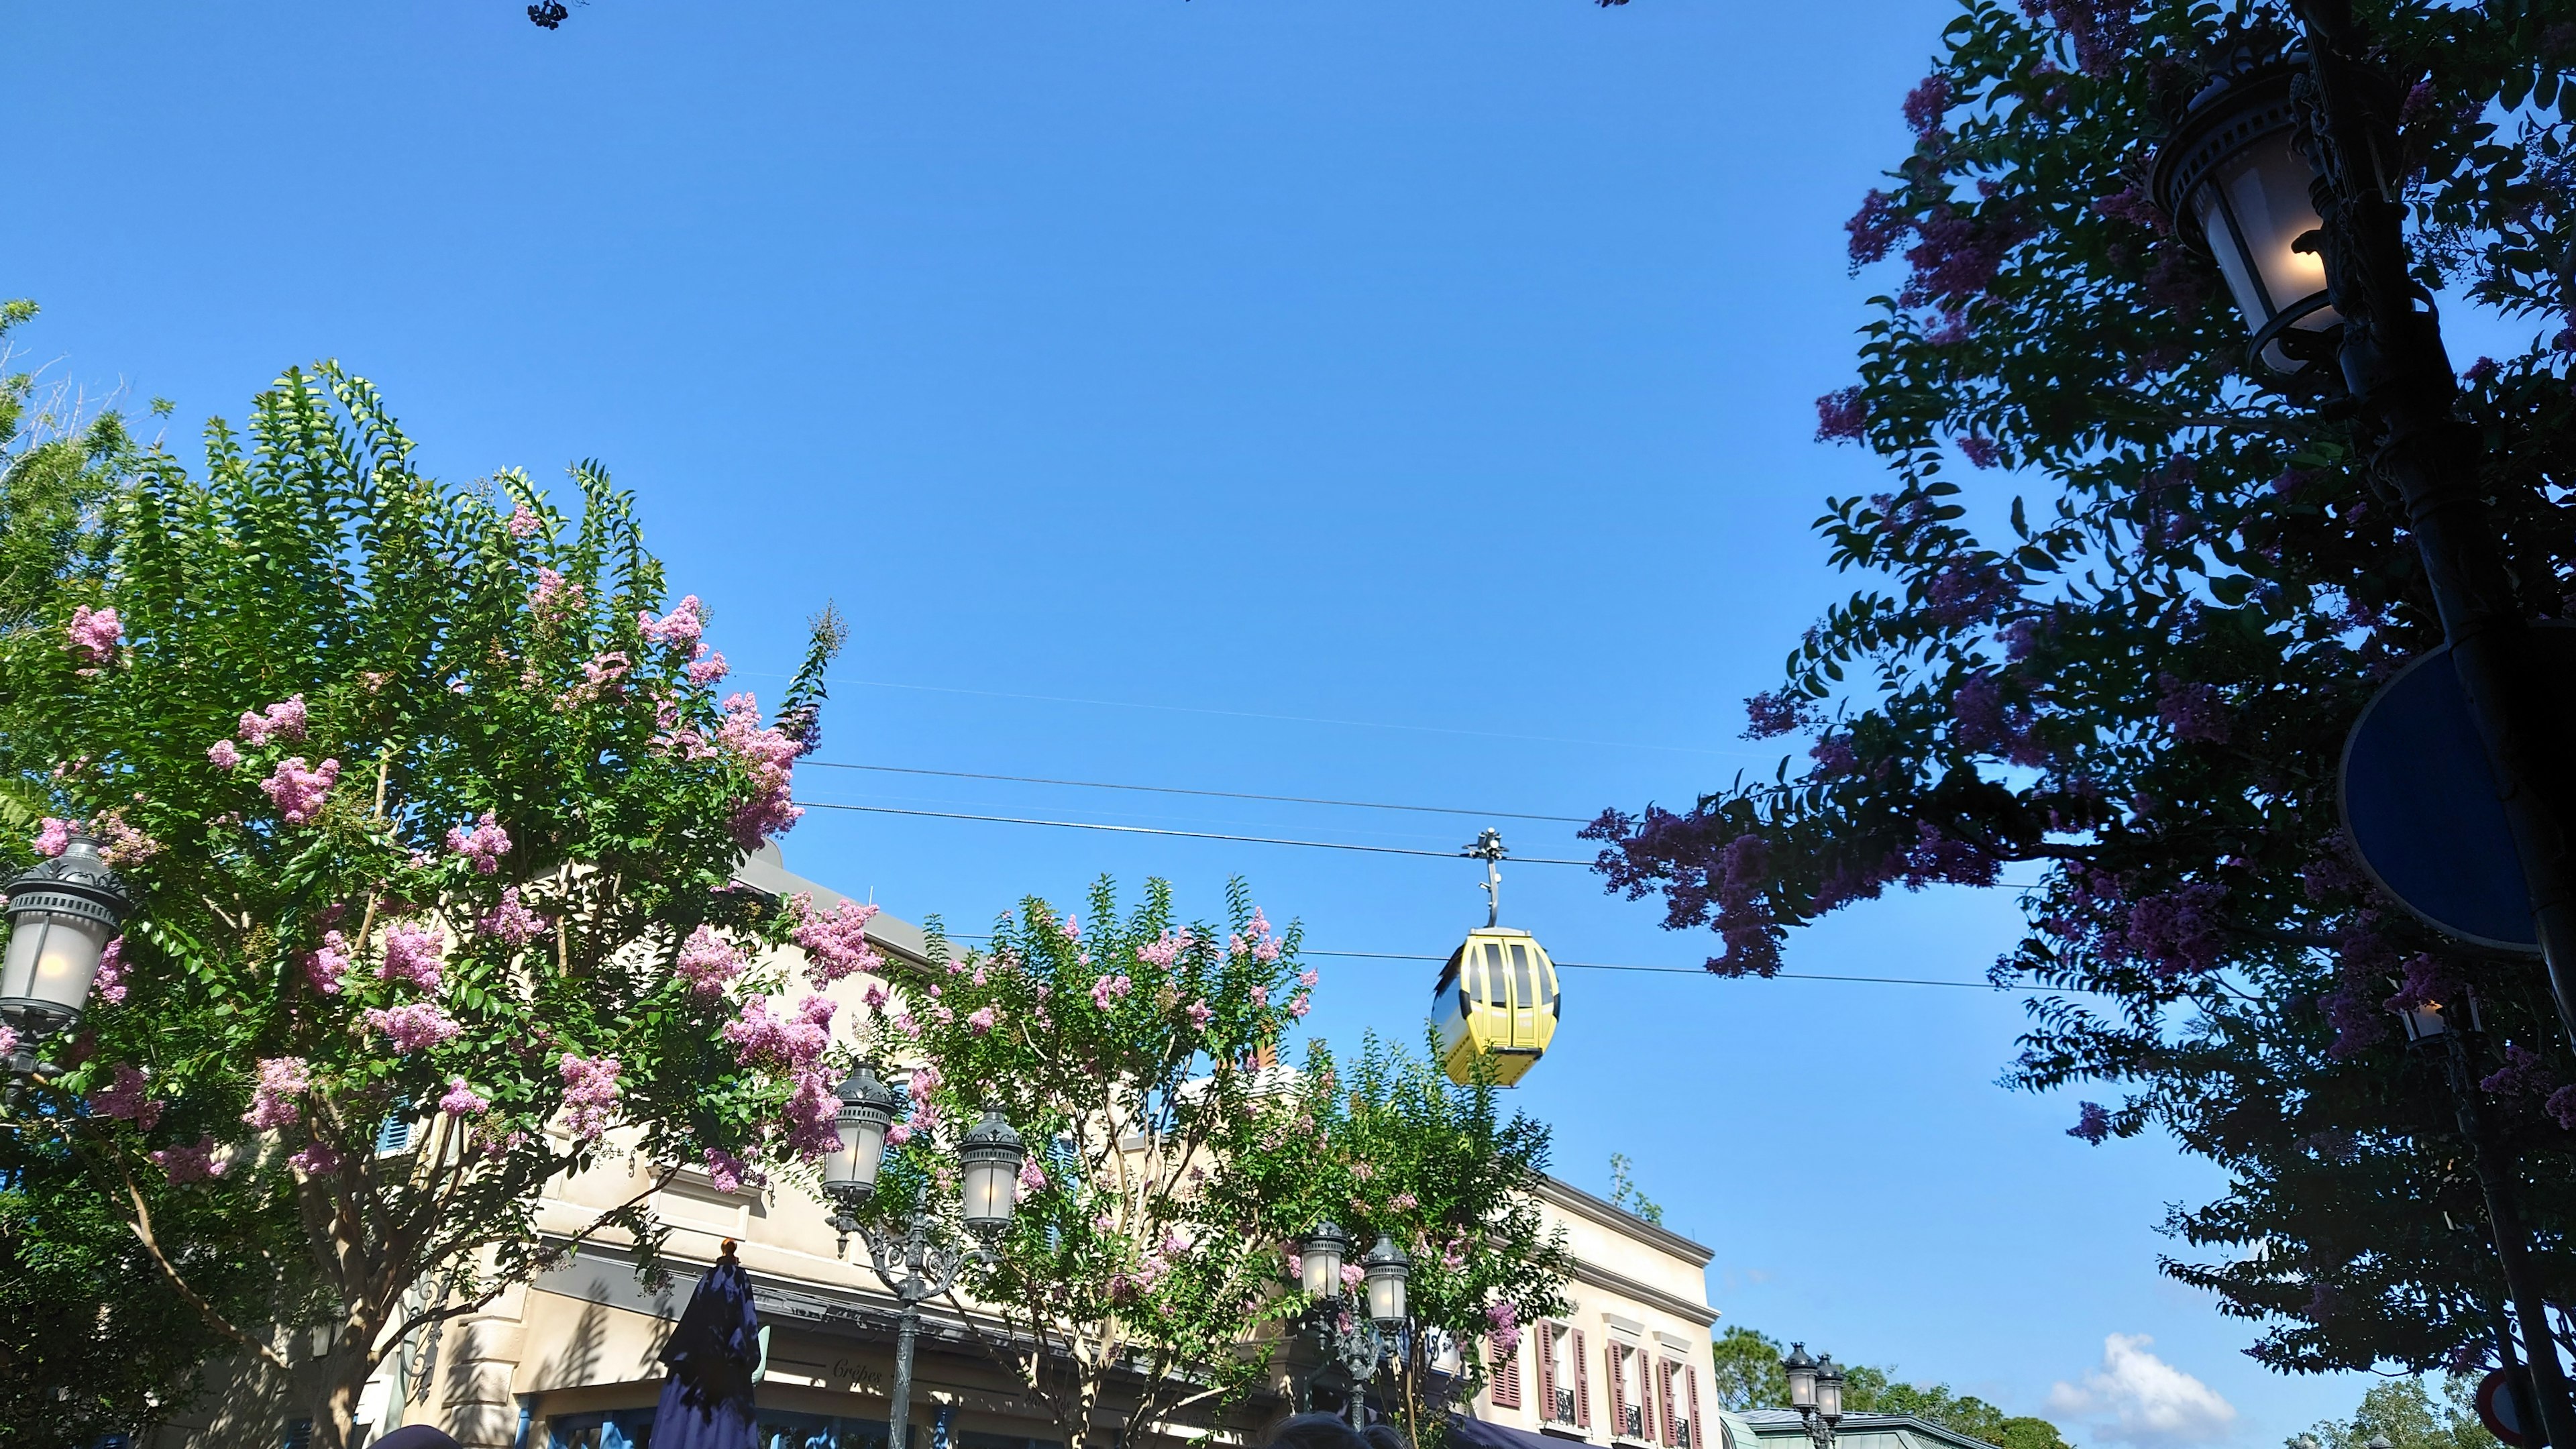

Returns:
1298,1223,1411,1428
2151,3,2576,1059
1780,1344,1841,1449
2390,994,2571,1446
2,835,134,1077
822,1074,1024,1449
2150,11,2576,1445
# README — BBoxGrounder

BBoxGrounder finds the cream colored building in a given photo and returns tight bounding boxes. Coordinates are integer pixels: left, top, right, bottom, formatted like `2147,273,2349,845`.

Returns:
173,849,1720,1449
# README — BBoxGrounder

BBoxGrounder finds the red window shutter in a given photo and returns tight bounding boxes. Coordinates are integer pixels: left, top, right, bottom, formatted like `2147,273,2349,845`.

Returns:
1639,1352,1656,1442
1607,1343,1626,1436
1658,1359,1677,1446
1572,1330,1591,1428
1537,1324,1558,1417
1491,1332,1522,1409
1686,1365,1703,1449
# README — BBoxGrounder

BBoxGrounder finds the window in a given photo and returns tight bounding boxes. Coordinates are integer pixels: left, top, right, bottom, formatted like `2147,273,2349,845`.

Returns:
1489,1330,1523,1409
1608,1343,1649,1442
1538,1322,1589,1427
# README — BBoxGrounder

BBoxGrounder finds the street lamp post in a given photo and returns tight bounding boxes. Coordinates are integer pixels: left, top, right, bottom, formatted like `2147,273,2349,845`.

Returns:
822,1073,1024,1449
1,835,136,1077
1780,1344,1843,1449
1298,1224,1411,1428
2393,995,2570,1446
2150,3,2576,1059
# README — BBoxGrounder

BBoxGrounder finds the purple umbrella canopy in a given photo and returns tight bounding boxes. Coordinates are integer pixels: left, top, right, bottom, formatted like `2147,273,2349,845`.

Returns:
653,1241,762,1449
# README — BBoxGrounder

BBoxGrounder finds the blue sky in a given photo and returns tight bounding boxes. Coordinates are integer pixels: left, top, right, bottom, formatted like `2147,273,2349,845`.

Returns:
10,3,2375,1444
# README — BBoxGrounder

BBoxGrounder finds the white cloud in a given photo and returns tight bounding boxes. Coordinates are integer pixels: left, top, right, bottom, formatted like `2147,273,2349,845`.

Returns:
2047,1334,2239,1449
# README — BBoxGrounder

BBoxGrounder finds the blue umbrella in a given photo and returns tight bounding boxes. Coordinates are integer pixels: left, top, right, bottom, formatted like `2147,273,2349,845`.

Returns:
654,1240,761,1449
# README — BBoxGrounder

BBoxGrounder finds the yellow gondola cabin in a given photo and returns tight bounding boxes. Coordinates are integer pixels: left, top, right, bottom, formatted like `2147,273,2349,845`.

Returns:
1434,925,1560,1087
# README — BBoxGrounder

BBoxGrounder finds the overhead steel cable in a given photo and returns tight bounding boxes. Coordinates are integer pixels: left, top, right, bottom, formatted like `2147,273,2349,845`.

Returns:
789,800,1601,864
804,760,1592,824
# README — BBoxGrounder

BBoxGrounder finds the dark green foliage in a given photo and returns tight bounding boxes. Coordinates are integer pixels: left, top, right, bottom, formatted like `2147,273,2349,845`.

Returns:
1589,1,2576,1374
1709,1326,2072,1449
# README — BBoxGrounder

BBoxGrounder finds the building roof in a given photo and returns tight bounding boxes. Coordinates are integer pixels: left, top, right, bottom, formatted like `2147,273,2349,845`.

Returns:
735,843,932,965
1730,1409,2004,1449
1537,1173,1713,1267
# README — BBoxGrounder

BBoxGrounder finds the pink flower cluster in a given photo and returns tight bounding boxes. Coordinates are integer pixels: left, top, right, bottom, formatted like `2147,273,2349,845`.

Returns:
151,1134,227,1184
506,503,543,539
477,888,548,946
967,1005,998,1035
305,930,352,994
288,1141,344,1177
902,1062,943,1139
1018,1157,1048,1192
1487,1299,1521,1355
1230,908,1283,963
782,1069,839,1157
704,1147,758,1194
529,568,586,621
261,757,341,824
640,596,706,649
32,817,72,857
559,1053,624,1139
93,936,128,1005
1136,930,1195,969
66,605,122,663
438,1076,490,1117
90,808,159,867
722,994,835,1073
207,739,241,769
1090,974,1133,1011
676,924,746,998
380,922,446,992
366,1001,462,1053
716,693,802,848
89,1063,164,1129
792,896,885,983
1185,1000,1212,1028
237,695,309,747
445,812,513,873
244,1057,311,1130
687,647,730,686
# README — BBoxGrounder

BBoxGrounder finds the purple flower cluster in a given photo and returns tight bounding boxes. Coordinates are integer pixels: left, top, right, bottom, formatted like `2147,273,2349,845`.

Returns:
794,896,886,983
2121,883,2230,979
559,1053,623,1140
2090,184,2165,233
237,695,308,747
90,1063,164,1129
380,922,446,993
2141,248,2208,316
2019,0,2135,78
1925,558,2017,628
65,605,121,663
93,936,128,1006
716,692,804,848
366,1000,462,1053
2154,675,2231,744
639,595,706,649
439,1076,492,1117
675,924,746,998
261,756,341,825
2067,1100,2110,1143
1950,671,2047,766
1743,688,1817,741
1815,388,1869,442
1846,190,1906,269
1902,203,2033,309
445,812,512,873
244,1057,311,1130
151,1135,227,1184
1902,74,1952,136
2479,1044,2555,1098
477,888,549,946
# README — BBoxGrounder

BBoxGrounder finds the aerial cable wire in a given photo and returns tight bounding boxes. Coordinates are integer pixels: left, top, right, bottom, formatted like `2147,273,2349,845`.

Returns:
804,761,1591,824
790,800,1600,864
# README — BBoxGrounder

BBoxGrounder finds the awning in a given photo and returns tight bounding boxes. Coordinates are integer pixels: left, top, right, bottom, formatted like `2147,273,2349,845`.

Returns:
1448,1417,1575,1449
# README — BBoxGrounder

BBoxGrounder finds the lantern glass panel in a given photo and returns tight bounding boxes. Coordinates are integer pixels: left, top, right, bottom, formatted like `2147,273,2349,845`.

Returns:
824,1112,888,1193
1785,1364,1817,1411
962,1155,1016,1230
2192,139,2338,369
1817,1373,1843,1421
1302,1236,1344,1298
0,909,111,1012
1366,1260,1407,1323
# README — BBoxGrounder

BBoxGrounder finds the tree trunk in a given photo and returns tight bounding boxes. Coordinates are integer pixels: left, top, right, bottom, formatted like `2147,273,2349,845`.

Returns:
307,1343,375,1449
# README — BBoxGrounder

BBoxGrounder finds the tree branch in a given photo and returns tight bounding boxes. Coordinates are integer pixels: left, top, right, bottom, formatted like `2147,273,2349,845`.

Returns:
118,1156,292,1373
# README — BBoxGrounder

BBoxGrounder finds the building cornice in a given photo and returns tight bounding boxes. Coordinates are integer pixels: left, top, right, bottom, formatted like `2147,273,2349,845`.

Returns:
1536,1175,1713,1267
1566,1257,1717,1330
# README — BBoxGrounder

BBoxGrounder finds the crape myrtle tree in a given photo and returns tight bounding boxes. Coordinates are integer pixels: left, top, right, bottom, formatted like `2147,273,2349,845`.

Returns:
0,301,315,1447
0,364,855,1448
1252,1028,1572,1448
1585,0,2576,1375
867,880,1567,1449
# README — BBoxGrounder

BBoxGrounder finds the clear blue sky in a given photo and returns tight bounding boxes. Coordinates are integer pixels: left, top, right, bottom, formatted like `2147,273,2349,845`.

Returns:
10,4,2369,1445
